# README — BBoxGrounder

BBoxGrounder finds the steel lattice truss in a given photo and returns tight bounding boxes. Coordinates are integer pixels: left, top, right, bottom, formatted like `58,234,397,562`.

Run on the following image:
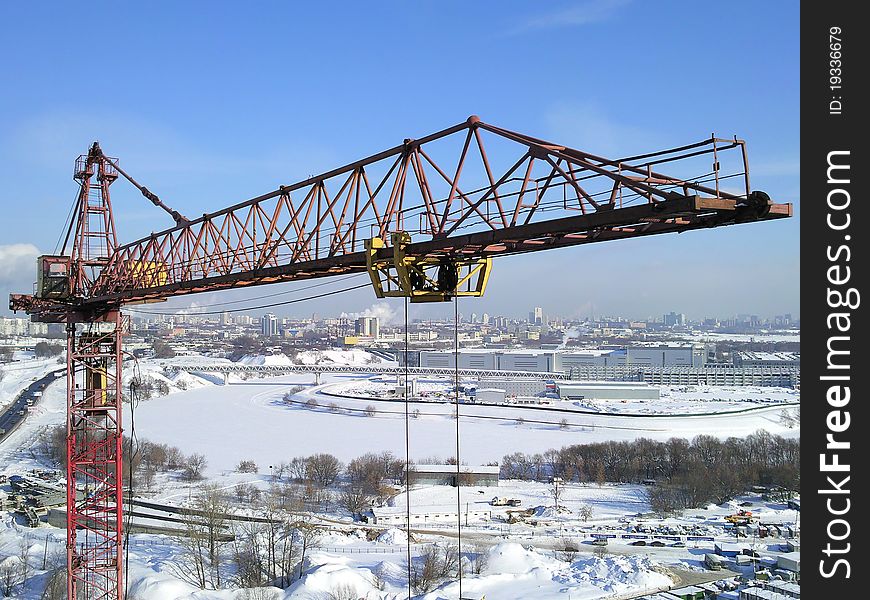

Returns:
10,116,790,317
168,363,570,380
65,316,124,600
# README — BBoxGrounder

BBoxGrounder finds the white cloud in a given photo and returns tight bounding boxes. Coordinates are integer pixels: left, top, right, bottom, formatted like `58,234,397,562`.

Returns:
507,0,633,35
0,243,39,283
0,243,40,313
544,102,660,157
342,301,399,327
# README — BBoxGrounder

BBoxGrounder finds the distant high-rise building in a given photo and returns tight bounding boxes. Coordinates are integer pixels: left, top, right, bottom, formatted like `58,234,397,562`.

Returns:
481,313,490,325
261,313,278,337
355,316,379,339
471,313,478,324
529,306,544,325
220,311,231,326
663,311,686,327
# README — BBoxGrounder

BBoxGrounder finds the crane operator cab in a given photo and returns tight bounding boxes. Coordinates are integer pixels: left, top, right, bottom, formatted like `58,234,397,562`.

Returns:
35,255,72,299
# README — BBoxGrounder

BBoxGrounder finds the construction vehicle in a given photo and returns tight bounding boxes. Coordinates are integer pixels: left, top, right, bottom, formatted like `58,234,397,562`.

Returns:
725,510,756,525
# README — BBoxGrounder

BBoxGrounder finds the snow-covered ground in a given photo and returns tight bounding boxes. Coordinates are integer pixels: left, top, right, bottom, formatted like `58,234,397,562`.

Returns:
0,351,798,599
119,372,798,475
392,480,649,524
327,378,799,416
675,330,800,343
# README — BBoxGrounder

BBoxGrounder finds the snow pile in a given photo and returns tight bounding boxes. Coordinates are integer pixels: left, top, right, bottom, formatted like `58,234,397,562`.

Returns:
377,527,409,545
239,354,295,366
555,554,672,594
419,542,672,600
239,349,382,367
532,505,571,518
125,573,201,600
485,542,556,574
284,556,379,599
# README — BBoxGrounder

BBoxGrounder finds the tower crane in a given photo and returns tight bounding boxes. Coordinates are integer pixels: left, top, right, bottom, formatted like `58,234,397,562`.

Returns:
8,115,791,599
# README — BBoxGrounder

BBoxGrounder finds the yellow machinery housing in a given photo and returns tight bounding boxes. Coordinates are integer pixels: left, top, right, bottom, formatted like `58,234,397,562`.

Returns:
127,260,169,288
366,232,491,303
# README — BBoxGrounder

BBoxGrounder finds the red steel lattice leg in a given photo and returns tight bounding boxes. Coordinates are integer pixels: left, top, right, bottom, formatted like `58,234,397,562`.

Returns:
66,311,124,600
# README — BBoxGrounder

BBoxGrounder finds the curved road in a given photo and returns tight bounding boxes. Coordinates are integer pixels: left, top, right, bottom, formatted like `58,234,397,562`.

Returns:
0,368,64,443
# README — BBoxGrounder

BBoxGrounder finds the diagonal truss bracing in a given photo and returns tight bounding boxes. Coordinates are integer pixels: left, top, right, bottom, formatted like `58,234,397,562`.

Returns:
10,116,790,317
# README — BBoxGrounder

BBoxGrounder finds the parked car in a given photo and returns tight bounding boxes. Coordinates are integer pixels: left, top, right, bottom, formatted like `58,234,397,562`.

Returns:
629,540,647,546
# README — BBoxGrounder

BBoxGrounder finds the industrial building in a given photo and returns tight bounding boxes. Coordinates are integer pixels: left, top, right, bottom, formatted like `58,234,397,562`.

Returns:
560,349,626,370
740,584,800,600
556,380,660,401
733,351,800,368
369,507,493,526
474,378,548,397
419,349,560,372
409,464,500,487
564,365,799,388
776,551,801,574
475,388,507,403
420,344,706,373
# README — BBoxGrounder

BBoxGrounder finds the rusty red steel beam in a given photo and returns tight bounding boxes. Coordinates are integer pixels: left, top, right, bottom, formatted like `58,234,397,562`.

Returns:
10,117,791,318
9,195,790,318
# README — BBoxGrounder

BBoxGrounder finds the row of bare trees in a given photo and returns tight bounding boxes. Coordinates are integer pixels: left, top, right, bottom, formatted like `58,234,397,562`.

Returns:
501,431,799,512
0,534,66,599
169,485,323,591
40,426,209,488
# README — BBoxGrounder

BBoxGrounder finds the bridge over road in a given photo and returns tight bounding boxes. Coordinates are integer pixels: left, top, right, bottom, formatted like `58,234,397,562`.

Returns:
167,362,569,385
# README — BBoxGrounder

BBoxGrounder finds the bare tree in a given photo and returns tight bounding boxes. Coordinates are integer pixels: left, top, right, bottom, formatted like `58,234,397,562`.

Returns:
293,522,322,581
409,544,460,594
0,556,20,597
340,485,372,520
171,485,231,589
287,456,309,482
320,583,361,600
165,445,183,470
467,543,489,575
364,405,376,417
578,504,594,522
306,453,342,488
182,453,208,481
237,459,259,474
18,535,32,591
239,588,280,600
550,479,563,510
370,563,389,590
557,539,579,563
41,564,66,600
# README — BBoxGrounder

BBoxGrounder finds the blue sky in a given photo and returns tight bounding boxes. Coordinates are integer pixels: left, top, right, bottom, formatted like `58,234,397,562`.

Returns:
0,1,799,322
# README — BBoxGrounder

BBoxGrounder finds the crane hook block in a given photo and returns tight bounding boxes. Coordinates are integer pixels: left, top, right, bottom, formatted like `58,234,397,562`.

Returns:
365,232,491,303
